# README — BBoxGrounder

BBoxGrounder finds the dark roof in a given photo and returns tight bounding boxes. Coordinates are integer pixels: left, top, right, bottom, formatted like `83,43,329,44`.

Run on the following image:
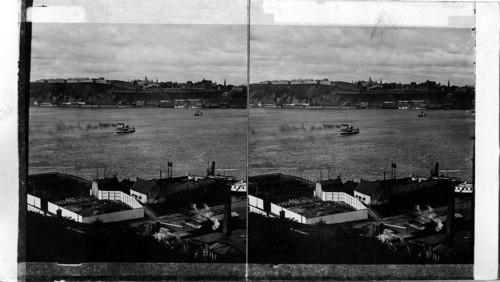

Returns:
95,177,128,193
344,180,359,191
355,180,381,196
155,176,188,186
120,179,136,190
249,173,315,199
317,179,353,194
59,195,132,216
28,173,90,201
164,178,222,194
130,178,156,194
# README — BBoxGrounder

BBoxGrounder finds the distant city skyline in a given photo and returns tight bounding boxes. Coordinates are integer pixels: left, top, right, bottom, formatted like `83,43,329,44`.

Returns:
254,77,470,87
250,26,475,86
33,76,238,86
31,23,247,85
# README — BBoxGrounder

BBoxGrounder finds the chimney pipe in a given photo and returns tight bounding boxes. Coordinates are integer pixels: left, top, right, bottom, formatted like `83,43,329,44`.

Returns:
279,210,285,219
433,162,440,177
210,161,216,176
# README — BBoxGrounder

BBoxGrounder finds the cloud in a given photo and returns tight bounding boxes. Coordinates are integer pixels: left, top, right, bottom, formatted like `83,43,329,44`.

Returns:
31,23,247,84
250,25,474,85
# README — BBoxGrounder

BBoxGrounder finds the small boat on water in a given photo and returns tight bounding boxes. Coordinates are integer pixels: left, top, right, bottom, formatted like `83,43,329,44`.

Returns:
231,181,247,193
418,111,427,117
339,124,359,136
115,123,135,134
194,110,203,116
455,182,473,194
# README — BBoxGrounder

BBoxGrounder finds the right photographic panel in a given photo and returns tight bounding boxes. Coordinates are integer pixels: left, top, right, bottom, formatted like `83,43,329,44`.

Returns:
248,0,475,276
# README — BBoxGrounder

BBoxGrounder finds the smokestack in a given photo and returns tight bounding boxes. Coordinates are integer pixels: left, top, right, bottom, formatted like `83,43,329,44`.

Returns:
432,162,440,177
210,161,216,176
222,185,232,236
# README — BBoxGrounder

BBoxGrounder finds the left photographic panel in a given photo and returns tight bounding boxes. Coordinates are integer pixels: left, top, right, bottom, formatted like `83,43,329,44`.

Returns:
23,1,248,279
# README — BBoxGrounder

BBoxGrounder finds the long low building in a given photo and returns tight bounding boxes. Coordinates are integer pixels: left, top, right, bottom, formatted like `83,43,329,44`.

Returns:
248,174,367,224
28,173,144,223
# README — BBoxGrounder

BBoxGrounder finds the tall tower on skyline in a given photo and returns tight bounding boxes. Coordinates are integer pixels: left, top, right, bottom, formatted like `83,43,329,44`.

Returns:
145,76,148,82
224,78,226,87
380,78,382,84
448,79,450,88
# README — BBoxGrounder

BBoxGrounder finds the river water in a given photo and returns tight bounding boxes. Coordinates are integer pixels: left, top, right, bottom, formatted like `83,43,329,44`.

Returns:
249,108,475,182
29,107,474,183
29,107,247,180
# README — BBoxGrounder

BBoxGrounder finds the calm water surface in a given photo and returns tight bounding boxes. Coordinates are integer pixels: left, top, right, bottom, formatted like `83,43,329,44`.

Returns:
29,107,247,180
249,108,475,182
29,107,475,182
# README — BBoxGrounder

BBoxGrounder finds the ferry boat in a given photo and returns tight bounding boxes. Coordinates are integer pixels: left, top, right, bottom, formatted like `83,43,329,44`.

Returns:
115,123,135,134
231,181,247,193
418,111,427,117
455,182,473,193
194,110,203,116
339,124,360,136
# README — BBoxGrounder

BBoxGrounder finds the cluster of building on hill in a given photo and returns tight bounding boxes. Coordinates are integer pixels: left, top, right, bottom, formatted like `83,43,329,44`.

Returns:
32,76,247,108
34,76,241,92
248,164,473,262
254,77,473,94
256,79,335,85
26,163,247,261
132,77,232,91
255,77,467,91
35,77,109,84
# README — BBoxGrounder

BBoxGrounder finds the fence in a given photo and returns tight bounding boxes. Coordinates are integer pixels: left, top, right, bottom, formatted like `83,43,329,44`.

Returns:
320,191,366,210
97,190,143,209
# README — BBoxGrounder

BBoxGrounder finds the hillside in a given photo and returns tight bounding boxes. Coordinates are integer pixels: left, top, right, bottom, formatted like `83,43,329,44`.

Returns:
29,82,246,107
249,84,341,105
249,84,474,108
30,82,114,104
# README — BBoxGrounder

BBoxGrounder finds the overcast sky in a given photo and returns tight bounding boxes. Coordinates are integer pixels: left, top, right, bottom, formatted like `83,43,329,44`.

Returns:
31,23,247,85
250,26,475,86
31,23,474,87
